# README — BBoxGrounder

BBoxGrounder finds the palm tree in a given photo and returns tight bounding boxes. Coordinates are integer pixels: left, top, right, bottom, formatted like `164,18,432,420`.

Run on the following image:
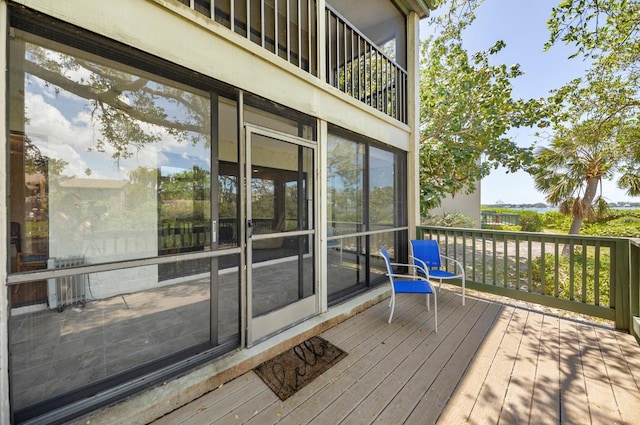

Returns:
531,117,640,235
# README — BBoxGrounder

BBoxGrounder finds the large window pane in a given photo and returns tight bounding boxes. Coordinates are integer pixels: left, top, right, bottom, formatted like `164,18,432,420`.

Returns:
8,257,234,410
326,130,407,303
369,146,395,230
9,30,211,277
327,134,364,235
8,25,242,423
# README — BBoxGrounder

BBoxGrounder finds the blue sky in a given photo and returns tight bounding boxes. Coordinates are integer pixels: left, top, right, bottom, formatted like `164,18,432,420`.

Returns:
420,0,637,205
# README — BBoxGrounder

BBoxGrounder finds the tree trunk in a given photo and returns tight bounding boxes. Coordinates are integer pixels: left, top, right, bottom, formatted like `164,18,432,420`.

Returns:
563,177,600,255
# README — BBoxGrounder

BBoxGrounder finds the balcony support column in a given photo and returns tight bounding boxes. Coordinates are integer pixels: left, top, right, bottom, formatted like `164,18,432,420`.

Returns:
407,10,420,239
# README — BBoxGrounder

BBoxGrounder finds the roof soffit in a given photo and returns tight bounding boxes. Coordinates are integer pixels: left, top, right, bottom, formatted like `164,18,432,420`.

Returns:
392,0,437,18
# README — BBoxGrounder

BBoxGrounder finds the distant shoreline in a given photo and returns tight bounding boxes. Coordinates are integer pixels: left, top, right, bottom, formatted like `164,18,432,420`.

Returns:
482,204,640,213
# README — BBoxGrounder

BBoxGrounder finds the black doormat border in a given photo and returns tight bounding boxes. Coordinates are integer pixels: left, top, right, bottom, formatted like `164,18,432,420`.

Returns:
254,335,348,400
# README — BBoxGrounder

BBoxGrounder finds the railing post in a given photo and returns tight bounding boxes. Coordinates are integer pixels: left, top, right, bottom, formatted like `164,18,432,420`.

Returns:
614,239,631,332
630,240,640,341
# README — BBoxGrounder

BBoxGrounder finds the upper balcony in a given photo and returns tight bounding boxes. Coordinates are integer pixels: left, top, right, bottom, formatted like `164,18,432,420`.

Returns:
175,0,429,124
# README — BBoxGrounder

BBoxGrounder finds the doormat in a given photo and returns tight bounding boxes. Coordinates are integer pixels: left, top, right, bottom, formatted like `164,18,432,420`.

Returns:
254,336,347,401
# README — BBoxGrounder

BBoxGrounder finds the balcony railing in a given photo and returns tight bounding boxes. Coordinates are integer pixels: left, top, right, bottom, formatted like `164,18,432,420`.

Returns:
179,0,318,75
325,6,408,123
481,211,521,227
417,226,640,338
177,1,407,123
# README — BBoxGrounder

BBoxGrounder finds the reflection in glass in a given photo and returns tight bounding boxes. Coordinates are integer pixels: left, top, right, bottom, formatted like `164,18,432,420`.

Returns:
252,235,314,316
369,147,395,230
8,28,242,421
10,30,212,271
327,134,364,235
8,256,242,411
249,132,315,318
250,134,313,239
327,235,366,297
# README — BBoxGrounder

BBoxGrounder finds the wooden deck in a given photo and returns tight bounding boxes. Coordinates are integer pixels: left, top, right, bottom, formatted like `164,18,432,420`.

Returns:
152,288,640,424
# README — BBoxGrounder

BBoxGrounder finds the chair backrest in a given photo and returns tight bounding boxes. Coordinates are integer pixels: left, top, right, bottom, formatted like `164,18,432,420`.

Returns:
380,247,394,277
410,239,442,269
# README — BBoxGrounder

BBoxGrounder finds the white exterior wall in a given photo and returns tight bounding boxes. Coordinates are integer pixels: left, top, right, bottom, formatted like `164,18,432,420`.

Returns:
429,187,482,228
407,11,421,238
1,1,423,423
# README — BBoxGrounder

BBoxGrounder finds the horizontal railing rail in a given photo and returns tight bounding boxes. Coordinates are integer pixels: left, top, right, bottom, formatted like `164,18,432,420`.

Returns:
481,211,520,227
417,226,638,337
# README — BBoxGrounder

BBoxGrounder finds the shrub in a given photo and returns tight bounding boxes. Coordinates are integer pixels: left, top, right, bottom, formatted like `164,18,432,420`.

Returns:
519,211,542,232
541,210,571,231
422,213,476,228
530,248,610,305
583,216,640,238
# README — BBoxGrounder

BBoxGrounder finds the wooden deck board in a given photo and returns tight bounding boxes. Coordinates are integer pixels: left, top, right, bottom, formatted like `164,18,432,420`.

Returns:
245,293,441,425
326,292,462,425
593,326,640,424
151,289,640,425
377,298,492,424
498,309,542,425
577,322,624,424
559,318,591,424
472,307,528,424
297,293,454,425
151,371,261,425
529,314,561,425
406,301,502,424
437,303,514,424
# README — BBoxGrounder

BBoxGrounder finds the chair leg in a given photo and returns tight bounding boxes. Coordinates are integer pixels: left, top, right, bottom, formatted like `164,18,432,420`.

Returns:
461,272,466,306
388,294,395,324
434,292,438,332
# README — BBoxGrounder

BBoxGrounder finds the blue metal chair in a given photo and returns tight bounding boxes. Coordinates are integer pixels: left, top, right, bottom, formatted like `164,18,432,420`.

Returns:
410,239,466,306
380,247,437,332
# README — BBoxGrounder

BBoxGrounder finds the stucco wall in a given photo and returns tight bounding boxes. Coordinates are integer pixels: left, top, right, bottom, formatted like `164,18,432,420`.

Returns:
428,188,481,228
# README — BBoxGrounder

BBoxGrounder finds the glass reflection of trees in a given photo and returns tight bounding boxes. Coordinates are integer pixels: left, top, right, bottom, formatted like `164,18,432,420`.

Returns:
24,43,211,162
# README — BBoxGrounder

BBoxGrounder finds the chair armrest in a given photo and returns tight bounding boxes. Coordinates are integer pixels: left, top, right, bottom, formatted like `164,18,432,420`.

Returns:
389,261,429,276
386,272,430,282
409,256,430,277
441,255,465,276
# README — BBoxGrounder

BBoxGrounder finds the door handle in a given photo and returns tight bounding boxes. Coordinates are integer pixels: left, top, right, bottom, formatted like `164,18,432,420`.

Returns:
247,219,253,238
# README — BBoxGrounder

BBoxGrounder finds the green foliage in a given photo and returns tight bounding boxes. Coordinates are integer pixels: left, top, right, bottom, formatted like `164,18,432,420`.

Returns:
418,0,550,213
541,210,572,231
422,212,476,228
518,211,543,232
541,209,640,236
583,215,640,238
484,224,520,231
530,248,610,306
546,0,639,66
532,0,640,234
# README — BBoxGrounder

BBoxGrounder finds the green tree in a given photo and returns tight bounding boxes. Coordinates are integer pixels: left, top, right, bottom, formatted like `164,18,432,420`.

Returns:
419,0,549,214
531,0,640,235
